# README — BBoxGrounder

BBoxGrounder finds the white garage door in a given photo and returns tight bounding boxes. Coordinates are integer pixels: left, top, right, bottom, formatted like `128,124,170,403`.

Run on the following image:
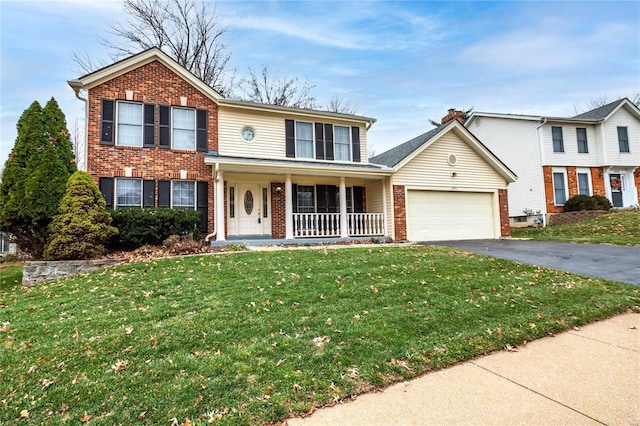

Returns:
406,190,496,241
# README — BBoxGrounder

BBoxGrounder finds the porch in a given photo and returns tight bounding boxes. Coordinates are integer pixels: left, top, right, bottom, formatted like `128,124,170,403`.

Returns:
215,235,391,247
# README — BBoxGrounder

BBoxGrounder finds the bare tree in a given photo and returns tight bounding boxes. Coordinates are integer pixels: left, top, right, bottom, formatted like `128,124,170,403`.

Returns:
74,0,233,95
326,94,360,115
573,93,640,115
69,117,85,170
238,65,317,109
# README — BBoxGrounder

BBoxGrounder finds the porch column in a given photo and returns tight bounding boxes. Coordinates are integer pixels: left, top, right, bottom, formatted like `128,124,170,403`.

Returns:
381,178,388,236
285,174,294,239
339,176,348,238
215,169,225,242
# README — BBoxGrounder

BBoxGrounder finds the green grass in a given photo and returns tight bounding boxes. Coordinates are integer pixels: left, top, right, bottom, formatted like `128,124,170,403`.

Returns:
0,262,23,291
512,210,640,246
1,246,638,424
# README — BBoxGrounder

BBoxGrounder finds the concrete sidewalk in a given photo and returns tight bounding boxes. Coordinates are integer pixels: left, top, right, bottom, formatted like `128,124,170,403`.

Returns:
287,313,640,426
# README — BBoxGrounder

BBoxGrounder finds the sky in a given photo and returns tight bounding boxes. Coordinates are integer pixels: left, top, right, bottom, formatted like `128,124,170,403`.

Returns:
1,0,639,168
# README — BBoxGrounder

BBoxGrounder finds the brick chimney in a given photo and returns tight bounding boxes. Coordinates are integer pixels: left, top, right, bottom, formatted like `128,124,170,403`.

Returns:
441,108,464,124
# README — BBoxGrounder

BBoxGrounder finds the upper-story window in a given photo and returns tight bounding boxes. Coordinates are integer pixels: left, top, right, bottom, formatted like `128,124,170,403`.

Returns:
296,122,314,159
552,126,564,153
617,127,630,153
576,128,588,153
334,125,351,161
172,108,196,150
117,102,143,146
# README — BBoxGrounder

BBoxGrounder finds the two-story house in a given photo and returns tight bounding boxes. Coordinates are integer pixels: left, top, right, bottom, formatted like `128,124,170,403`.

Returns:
68,48,515,242
466,99,640,226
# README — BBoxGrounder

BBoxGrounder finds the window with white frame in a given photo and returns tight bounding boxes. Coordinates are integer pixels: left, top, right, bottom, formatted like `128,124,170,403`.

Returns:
296,122,314,159
296,185,315,212
334,125,351,161
172,180,196,209
172,108,196,150
552,126,564,153
576,128,588,153
115,178,142,207
552,170,567,205
618,127,630,153
117,102,143,146
577,169,591,196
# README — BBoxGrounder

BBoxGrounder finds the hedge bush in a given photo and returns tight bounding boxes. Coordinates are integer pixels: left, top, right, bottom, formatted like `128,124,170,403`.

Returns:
564,194,612,212
108,208,202,249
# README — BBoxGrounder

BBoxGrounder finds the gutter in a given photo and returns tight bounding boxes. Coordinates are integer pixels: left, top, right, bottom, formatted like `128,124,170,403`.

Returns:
68,79,88,172
535,117,548,226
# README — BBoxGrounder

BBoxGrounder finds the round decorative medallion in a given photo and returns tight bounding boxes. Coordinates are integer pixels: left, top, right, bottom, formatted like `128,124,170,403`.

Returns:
447,153,458,166
241,126,256,142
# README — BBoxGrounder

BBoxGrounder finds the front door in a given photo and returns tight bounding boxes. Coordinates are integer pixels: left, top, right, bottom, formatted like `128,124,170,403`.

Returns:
235,183,271,236
609,174,623,207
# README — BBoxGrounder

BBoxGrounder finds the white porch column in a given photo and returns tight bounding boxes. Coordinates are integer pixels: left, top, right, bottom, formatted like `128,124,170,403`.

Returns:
381,178,388,236
215,169,225,241
285,174,294,239
339,176,348,238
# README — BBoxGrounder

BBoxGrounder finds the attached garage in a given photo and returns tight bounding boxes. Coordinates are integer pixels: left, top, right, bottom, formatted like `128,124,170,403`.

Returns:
406,190,496,241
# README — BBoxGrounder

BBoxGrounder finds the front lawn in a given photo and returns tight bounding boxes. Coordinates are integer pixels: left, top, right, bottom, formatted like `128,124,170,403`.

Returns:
0,262,23,291
511,210,640,246
1,246,638,424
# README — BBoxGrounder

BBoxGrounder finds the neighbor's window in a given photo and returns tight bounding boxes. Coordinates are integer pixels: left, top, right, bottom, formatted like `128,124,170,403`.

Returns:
296,122,314,159
577,171,591,196
115,178,142,207
172,108,196,150
552,171,567,205
172,180,196,209
334,125,351,161
617,127,630,153
552,126,564,153
576,128,588,153
117,102,143,146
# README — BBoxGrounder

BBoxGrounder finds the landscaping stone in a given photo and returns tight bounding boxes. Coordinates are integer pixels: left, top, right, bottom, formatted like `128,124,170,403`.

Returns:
547,210,609,226
22,259,124,285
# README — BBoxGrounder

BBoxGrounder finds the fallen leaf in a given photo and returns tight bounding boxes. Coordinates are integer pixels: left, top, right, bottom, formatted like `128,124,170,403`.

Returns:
41,378,55,389
138,411,146,420
20,409,29,419
326,318,333,326
110,359,128,372
79,412,92,422
505,344,519,352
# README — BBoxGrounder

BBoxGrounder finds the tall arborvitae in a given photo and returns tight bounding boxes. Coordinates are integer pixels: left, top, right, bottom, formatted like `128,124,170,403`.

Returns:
0,99,74,257
43,97,76,174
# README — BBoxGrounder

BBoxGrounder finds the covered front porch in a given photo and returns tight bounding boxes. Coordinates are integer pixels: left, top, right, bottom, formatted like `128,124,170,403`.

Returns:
205,154,393,242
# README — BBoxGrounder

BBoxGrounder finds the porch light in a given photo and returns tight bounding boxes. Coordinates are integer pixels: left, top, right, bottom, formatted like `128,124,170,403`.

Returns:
276,185,283,192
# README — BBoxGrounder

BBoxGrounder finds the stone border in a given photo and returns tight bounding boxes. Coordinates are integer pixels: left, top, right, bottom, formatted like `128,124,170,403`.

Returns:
22,259,124,285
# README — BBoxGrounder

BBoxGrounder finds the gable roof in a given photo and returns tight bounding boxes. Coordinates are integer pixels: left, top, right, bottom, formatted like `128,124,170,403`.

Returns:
572,98,625,120
371,120,516,182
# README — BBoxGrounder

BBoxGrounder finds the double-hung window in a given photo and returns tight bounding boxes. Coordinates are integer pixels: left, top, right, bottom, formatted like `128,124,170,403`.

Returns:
172,180,196,210
552,170,568,205
618,127,630,153
296,122,314,159
296,185,315,212
334,125,351,161
552,126,564,153
577,169,591,196
117,102,143,146
115,178,142,207
172,108,196,150
576,128,588,153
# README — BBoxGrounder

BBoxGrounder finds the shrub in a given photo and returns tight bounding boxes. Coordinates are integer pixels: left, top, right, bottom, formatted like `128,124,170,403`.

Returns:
109,208,202,249
45,171,118,260
162,234,205,255
564,195,597,212
592,195,612,211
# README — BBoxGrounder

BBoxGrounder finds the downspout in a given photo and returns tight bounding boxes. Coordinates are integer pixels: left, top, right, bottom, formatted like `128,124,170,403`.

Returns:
68,80,88,172
204,163,219,241
535,117,548,226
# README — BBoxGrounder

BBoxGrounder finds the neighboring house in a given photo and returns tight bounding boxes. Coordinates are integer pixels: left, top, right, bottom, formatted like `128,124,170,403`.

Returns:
68,48,515,242
466,99,640,226
0,232,17,256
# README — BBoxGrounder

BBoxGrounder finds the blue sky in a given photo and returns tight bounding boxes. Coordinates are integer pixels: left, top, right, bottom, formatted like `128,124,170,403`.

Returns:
1,0,639,167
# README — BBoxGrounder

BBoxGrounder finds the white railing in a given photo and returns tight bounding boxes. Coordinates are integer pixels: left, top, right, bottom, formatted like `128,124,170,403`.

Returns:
292,213,385,238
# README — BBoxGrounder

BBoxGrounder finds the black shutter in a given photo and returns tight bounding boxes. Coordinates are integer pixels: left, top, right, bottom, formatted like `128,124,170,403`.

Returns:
327,185,338,213
159,105,171,149
315,123,325,160
143,104,155,147
316,185,327,213
100,100,114,145
143,179,155,207
351,126,361,162
324,124,334,161
197,181,209,232
285,119,295,158
353,186,364,213
158,180,171,207
196,109,208,152
99,177,114,209
291,184,298,213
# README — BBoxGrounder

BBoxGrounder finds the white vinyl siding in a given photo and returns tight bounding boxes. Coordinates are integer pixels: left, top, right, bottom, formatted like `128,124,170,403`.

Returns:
117,102,143,146
115,178,142,207
334,125,351,161
172,108,196,150
601,106,639,165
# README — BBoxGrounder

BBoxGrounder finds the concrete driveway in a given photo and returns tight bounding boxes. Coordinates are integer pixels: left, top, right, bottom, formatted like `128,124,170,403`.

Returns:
428,239,640,285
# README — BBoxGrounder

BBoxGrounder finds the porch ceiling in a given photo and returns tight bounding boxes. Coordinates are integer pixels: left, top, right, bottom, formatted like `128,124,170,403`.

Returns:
204,153,393,179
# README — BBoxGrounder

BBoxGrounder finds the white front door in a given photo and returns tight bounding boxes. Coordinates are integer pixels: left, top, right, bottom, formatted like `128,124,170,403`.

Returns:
235,183,271,236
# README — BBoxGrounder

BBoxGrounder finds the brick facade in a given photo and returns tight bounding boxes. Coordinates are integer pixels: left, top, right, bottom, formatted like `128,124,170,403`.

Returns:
271,183,286,239
87,60,218,232
635,171,640,203
392,185,407,241
498,189,510,237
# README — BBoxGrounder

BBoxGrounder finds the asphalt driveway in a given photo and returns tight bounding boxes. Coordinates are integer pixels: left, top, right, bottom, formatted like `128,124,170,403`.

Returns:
428,239,640,285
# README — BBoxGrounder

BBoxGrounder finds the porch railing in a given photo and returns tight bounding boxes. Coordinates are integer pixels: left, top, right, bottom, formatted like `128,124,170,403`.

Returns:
292,213,385,238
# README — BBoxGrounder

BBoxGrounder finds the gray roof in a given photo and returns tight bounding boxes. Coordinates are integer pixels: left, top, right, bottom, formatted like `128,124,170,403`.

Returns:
572,99,625,120
370,124,445,167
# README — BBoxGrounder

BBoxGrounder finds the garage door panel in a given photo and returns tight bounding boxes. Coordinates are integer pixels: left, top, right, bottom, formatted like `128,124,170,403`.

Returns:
407,191,495,241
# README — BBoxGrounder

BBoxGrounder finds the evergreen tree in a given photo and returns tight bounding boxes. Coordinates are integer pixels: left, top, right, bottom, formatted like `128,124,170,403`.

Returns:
43,97,76,174
45,171,118,260
0,99,75,257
